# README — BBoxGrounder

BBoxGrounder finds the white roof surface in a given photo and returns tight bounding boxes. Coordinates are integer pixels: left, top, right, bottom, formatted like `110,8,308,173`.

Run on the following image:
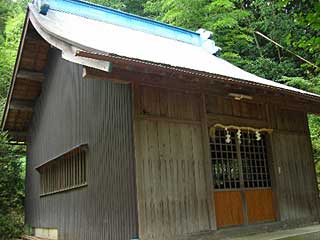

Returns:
29,4,320,99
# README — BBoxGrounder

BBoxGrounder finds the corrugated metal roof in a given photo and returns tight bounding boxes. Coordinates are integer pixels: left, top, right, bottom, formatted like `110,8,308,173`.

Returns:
29,1,320,99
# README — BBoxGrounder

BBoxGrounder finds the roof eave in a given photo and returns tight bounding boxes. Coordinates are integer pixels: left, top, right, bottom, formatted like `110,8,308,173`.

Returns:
3,3,320,141
1,10,30,132
77,50,320,106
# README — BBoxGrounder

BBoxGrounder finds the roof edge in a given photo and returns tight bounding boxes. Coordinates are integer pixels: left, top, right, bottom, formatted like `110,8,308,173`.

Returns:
34,0,205,47
28,5,112,72
28,4,320,106
1,11,30,132
78,50,320,105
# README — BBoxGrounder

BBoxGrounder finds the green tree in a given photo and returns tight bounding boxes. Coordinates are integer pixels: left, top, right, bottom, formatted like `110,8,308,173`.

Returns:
0,1,27,239
0,10,25,101
89,0,147,15
144,0,320,185
0,133,25,239
0,1,319,238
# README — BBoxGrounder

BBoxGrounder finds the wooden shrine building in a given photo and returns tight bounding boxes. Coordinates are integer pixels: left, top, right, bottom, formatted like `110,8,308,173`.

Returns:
2,0,320,239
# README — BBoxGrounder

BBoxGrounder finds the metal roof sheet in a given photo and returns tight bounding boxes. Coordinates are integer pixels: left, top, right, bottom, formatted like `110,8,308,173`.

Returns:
34,0,204,46
29,1,320,99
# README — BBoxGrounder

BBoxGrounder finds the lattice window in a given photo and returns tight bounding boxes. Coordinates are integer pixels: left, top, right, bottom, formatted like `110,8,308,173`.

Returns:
211,129,240,190
36,144,88,196
210,128,271,190
240,132,271,188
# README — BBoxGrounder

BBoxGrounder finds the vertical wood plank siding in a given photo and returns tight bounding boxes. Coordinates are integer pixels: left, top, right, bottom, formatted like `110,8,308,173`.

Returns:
206,95,266,121
25,49,138,240
269,107,320,223
134,86,211,240
25,50,320,240
207,95,319,226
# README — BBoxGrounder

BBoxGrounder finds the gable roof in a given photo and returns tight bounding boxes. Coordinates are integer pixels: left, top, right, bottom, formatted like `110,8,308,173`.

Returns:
2,0,320,142
30,0,320,98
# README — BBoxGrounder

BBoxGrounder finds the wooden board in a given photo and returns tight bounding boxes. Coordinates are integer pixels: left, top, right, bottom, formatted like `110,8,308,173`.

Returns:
214,191,244,228
269,107,320,222
135,120,210,239
274,108,308,133
272,132,319,221
206,95,267,121
134,86,211,239
245,189,276,224
139,85,201,122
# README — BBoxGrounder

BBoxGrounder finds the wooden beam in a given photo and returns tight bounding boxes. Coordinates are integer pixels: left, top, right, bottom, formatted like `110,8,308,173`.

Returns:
17,70,45,82
35,143,89,170
83,66,199,89
22,235,45,240
200,94,217,230
7,131,28,138
83,67,132,84
77,51,320,111
83,63,320,115
25,29,44,41
207,114,269,129
63,51,112,73
9,99,34,111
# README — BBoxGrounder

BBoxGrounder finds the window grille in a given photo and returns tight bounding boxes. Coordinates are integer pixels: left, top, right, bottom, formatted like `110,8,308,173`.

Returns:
36,144,88,196
210,128,271,190
240,132,271,188
211,130,240,190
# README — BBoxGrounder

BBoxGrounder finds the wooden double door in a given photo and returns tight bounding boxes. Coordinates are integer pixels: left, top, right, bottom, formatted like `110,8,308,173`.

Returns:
210,128,276,228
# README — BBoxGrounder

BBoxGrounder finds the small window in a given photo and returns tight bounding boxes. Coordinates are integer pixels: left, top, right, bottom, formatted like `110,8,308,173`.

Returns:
36,144,88,196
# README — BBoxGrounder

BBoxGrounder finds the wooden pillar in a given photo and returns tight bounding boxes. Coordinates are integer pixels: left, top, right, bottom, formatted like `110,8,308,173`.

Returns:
266,104,281,221
200,93,217,230
132,83,144,238
305,114,320,220
131,83,142,239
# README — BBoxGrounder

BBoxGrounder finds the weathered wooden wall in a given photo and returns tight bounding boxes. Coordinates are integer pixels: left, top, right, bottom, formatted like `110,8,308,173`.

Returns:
207,95,277,228
133,86,214,240
25,48,138,240
206,95,320,225
269,107,320,223
206,94,268,128
25,49,320,240
134,90,320,238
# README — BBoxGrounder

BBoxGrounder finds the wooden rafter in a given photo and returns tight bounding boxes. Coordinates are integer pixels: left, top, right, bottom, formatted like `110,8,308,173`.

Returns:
7,131,28,137
9,99,34,111
17,70,45,83
76,50,320,105
83,66,320,114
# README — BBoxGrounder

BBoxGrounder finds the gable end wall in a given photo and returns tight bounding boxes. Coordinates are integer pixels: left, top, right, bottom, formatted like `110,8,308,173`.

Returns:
25,48,138,240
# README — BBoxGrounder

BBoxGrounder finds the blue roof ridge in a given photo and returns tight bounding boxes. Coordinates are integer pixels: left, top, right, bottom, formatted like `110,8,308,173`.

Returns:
33,0,220,54
66,0,197,35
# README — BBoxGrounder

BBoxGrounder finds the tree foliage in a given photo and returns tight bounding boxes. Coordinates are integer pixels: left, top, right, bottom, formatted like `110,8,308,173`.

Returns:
143,0,320,183
0,132,25,239
0,1,26,239
89,0,147,15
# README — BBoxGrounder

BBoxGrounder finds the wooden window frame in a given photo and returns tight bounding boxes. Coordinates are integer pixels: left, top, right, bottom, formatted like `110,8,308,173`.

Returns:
36,143,88,197
210,128,271,191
